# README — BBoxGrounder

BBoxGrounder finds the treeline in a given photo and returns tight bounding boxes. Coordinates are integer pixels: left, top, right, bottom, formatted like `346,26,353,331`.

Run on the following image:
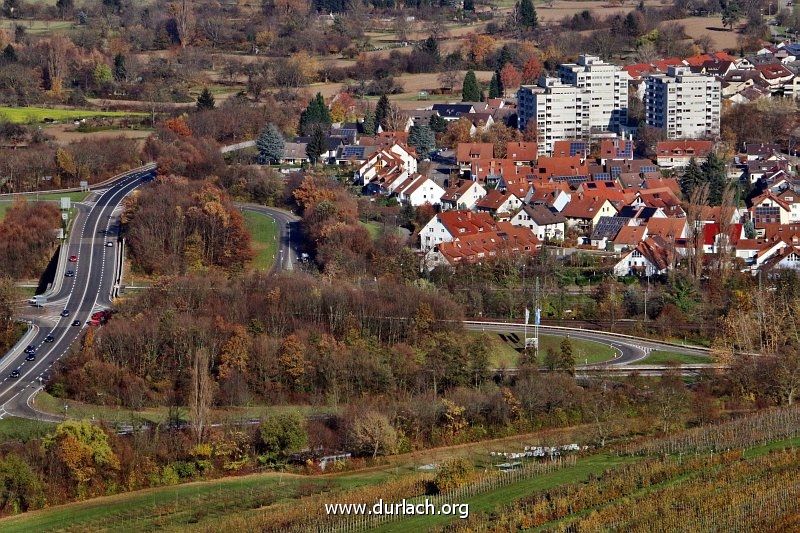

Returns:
122,177,252,275
0,199,61,279
0,135,141,193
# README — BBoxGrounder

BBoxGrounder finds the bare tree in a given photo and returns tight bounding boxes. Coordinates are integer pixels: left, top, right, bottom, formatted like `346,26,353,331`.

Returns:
189,347,213,445
716,185,737,279
170,0,195,48
684,184,710,281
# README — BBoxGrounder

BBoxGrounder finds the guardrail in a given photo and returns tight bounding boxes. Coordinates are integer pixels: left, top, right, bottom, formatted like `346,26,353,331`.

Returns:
0,323,38,374
0,162,157,198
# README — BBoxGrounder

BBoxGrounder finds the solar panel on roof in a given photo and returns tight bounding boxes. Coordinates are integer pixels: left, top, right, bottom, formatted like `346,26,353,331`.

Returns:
341,146,365,158
610,167,621,176
640,166,658,174
593,173,612,181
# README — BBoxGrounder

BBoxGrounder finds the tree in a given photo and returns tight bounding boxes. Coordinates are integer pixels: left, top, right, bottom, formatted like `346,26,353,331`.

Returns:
112,53,126,82
516,0,539,30
408,124,436,156
463,0,474,10
521,56,542,84
2,0,20,19
500,63,521,95
429,114,447,134
2,44,16,62
0,455,43,513
374,94,391,131
433,458,474,493
42,420,120,487
299,92,331,136
488,70,503,98
256,123,285,164
680,157,703,199
558,336,576,375
347,410,397,458
306,124,327,165
189,347,213,444
362,106,376,135
701,152,727,205
196,87,215,110
55,0,74,18
259,412,308,462
722,1,742,30
462,70,481,102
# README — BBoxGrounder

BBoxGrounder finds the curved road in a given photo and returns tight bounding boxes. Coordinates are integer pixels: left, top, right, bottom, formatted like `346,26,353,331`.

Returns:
463,321,712,368
236,203,301,272
0,166,156,420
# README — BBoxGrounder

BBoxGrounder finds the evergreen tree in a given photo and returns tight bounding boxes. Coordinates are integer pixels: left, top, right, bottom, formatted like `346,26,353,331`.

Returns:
374,94,391,131
299,93,332,136
463,0,474,10
701,152,727,205
362,106,376,135
516,0,538,30
419,35,440,63
2,44,16,62
408,124,436,156
113,53,126,82
429,114,447,134
306,125,327,165
558,336,575,375
743,219,756,239
256,123,285,165
196,87,215,110
488,71,503,98
462,70,481,102
680,157,703,199
496,44,513,69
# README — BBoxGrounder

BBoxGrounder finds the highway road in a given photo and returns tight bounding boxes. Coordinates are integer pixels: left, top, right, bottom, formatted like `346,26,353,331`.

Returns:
463,321,712,368
236,203,301,272
0,166,156,420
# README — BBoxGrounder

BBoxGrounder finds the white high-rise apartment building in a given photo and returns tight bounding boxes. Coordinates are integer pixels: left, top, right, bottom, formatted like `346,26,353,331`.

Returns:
644,66,721,139
558,55,629,132
517,77,589,157
517,55,629,156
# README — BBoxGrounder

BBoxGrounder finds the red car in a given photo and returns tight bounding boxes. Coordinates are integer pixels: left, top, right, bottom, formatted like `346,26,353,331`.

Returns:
69,255,78,262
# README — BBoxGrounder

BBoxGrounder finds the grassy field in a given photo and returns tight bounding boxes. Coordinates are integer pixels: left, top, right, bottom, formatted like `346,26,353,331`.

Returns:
0,106,145,124
34,391,336,426
373,454,638,533
480,332,617,367
632,349,710,366
0,467,396,532
0,417,54,444
0,192,90,221
242,210,279,270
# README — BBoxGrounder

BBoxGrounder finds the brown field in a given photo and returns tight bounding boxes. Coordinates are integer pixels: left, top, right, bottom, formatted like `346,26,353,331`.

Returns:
667,16,742,50
44,123,154,146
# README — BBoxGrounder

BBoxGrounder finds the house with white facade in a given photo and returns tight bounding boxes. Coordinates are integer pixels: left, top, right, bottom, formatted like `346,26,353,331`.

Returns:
510,204,567,241
394,174,445,207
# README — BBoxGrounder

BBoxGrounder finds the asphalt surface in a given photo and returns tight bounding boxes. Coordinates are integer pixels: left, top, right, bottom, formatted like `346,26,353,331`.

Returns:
0,166,155,420
463,321,712,367
236,203,301,272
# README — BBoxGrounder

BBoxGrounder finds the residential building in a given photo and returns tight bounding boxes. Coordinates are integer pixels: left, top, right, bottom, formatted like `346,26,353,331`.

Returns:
517,78,590,157
510,204,567,241
394,174,445,207
558,55,630,133
644,66,721,139
440,180,487,211
456,142,494,173
561,196,618,233
613,236,677,277
423,223,540,269
419,210,497,251
655,140,714,169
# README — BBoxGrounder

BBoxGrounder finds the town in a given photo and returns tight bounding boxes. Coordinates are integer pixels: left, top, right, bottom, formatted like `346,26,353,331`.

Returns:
0,0,799,530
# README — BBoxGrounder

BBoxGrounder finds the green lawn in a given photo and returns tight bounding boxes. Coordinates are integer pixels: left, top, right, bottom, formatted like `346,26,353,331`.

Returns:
0,19,73,34
242,210,279,270
480,332,617,367
632,350,711,366
34,391,336,426
0,417,54,444
0,106,145,124
0,192,88,221
361,220,383,239
0,467,395,532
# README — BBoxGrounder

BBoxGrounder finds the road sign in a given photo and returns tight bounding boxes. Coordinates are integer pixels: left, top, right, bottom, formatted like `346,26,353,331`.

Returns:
60,197,71,210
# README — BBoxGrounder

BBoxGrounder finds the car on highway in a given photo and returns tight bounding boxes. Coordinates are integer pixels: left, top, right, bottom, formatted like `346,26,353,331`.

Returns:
9,370,19,379
25,353,35,361
24,345,35,354
106,241,114,247
44,335,54,343
60,309,70,317
69,255,78,262
65,270,75,278
71,320,81,327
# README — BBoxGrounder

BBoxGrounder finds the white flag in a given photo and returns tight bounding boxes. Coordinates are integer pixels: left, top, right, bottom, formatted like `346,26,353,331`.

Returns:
524,308,530,325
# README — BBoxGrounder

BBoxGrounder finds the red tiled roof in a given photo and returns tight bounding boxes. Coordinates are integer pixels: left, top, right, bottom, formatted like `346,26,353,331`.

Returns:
437,224,539,265
441,180,480,203
505,142,538,162
561,196,615,219
535,155,588,178
755,63,793,80
476,189,517,211
456,142,494,163
436,210,497,236
703,222,743,246
656,140,714,158
683,52,736,67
